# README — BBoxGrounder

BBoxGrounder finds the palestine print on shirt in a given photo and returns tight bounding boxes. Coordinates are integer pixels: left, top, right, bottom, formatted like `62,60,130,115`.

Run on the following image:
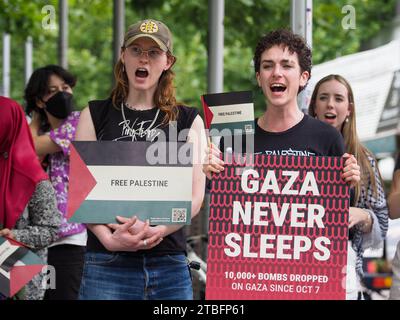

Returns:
115,106,162,142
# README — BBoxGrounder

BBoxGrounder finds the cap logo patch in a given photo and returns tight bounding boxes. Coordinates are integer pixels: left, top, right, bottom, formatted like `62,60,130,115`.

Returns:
140,21,158,34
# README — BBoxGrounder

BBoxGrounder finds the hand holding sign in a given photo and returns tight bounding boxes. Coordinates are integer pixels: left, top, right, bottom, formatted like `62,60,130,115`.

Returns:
342,153,361,187
107,216,163,251
203,143,225,180
206,155,350,300
201,91,254,180
0,236,45,298
67,141,193,224
201,91,255,136
0,229,14,240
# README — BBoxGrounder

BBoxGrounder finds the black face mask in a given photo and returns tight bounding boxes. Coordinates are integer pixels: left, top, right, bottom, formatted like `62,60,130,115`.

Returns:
44,91,74,119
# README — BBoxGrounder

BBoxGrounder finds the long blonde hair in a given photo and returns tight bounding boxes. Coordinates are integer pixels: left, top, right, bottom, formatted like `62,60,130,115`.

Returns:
308,74,382,203
110,49,179,124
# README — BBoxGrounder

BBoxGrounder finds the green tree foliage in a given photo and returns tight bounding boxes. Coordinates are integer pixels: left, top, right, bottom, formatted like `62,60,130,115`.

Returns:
67,0,113,107
0,0,55,107
0,0,397,116
313,0,397,64
0,0,114,109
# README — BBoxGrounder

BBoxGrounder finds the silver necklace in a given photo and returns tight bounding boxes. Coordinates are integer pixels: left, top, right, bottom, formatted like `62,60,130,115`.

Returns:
121,102,160,124
124,101,155,111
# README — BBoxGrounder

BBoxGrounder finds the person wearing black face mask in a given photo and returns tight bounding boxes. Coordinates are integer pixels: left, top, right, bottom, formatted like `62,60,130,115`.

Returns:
24,65,87,300
43,91,75,120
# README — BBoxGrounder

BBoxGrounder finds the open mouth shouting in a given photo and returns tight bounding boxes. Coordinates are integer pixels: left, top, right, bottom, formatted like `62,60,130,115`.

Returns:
135,68,149,78
270,83,287,95
324,112,337,120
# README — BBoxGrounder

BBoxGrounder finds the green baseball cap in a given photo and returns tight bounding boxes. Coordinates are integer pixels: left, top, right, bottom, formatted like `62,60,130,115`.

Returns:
124,19,173,53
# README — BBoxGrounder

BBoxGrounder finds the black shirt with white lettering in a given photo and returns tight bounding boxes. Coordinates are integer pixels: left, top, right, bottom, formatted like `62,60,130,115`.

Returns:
221,114,345,157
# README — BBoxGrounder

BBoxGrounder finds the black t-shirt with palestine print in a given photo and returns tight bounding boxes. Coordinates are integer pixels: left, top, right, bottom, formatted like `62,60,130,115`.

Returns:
221,114,345,157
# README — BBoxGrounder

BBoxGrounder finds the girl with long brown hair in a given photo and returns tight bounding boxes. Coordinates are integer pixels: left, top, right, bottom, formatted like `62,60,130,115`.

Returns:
309,74,388,299
75,19,206,300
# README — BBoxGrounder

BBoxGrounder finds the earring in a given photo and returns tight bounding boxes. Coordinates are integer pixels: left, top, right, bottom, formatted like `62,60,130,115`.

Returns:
345,117,349,123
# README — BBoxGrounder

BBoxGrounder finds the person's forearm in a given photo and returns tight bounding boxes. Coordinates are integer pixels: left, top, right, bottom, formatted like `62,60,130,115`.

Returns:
12,226,59,249
360,209,373,233
29,119,40,135
87,224,115,251
29,119,61,156
156,224,182,238
29,123,41,154
389,170,400,219
388,192,400,219
155,213,197,240
350,207,373,233
156,191,205,238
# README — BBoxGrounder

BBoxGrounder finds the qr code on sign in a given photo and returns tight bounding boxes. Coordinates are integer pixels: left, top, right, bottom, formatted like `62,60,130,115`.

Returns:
244,124,253,133
172,208,187,223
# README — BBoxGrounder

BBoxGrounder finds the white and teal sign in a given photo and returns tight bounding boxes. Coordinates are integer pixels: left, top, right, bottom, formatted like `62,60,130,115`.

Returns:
202,91,255,136
67,141,193,224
